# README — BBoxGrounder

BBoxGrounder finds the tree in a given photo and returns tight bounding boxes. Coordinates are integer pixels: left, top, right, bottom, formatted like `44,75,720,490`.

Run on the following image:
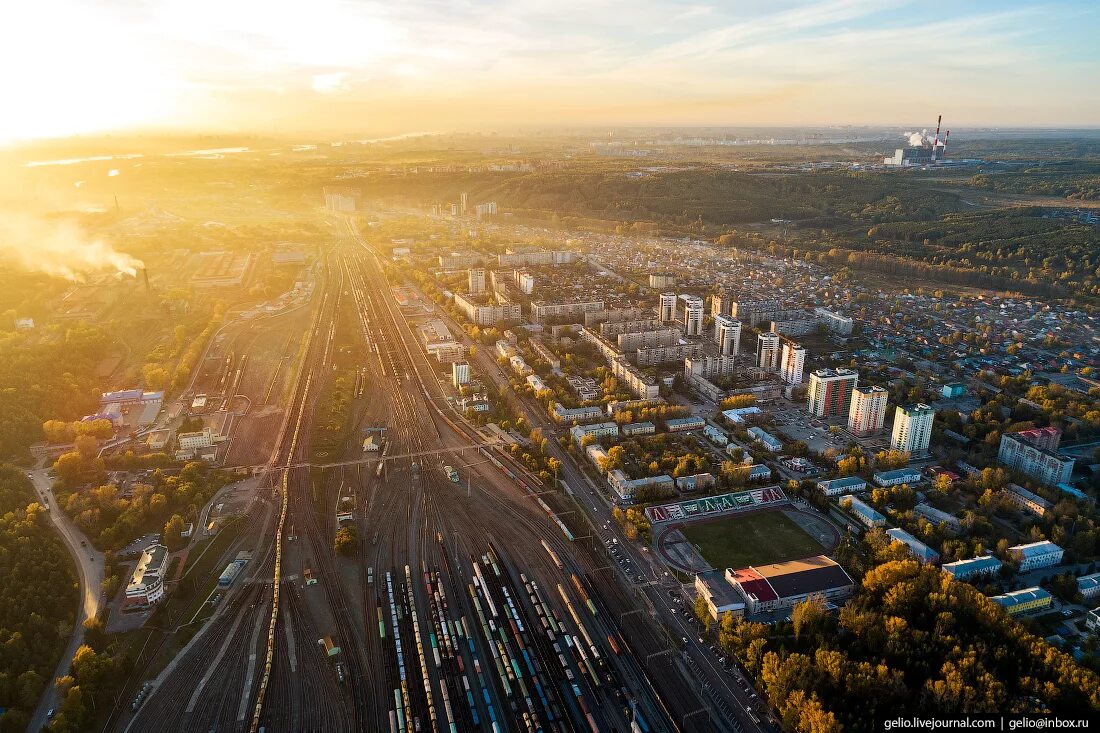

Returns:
42,420,75,444
162,514,187,551
334,526,358,556
694,594,712,631
791,596,828,640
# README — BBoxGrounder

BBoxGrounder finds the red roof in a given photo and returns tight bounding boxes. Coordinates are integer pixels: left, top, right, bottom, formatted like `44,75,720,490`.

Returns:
730,567,777,602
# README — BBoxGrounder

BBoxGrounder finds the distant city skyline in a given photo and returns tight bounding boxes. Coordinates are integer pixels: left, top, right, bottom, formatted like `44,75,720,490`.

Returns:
3,0,1099,143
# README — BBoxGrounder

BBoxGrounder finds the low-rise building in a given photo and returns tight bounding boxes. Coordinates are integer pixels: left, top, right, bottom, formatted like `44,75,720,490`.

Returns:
1077,572,1100,601
124,544,169,610
666,416,705,433
694,570,745,620
569,422,619,445
1008,541,1064,572
913,503,962,532
843,496,886,528
551,403,603,424
703,424,729,446
885,528,940,564
747,427,783,452
942,555,1003,581
621,421,656,437
721,406,763,424
675,473,716,492
726,556,855,615
608,470,674,503
991,587,1052,616
872,467,922,487
1004,483,1053,518
1086,607,1100,633
816,476,867,497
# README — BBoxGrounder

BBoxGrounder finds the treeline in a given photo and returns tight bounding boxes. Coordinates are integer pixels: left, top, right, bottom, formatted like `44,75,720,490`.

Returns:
714,554,1100,732
0,466,78,732
970,170,1100,201
341,167,965,229
0,325,110,459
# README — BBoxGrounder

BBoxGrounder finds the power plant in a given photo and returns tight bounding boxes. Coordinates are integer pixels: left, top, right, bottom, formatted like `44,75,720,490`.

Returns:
884,114,951,167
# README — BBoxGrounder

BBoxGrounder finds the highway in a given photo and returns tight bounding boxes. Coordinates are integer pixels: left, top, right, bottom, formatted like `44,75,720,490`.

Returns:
28,466,104,732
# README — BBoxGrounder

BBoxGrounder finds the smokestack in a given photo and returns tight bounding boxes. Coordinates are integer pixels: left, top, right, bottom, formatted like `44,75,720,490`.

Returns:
142,268,150,291
931,115,942,159
941,130,950,159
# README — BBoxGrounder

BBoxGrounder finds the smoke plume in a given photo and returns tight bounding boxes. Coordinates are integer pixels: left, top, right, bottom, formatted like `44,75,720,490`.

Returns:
905,129,929,147
0,213,144,281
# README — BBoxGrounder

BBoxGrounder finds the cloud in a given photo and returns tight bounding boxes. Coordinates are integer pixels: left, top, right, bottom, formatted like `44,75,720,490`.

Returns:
312,71,353,94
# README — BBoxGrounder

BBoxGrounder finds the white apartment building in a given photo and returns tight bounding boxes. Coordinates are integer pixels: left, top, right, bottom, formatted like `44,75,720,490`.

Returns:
451,361,470,389
890,403,935,455
1008,541,1064,572
848,386,888,436
714,315,741,356
780,342,806,385
468,268,486,293
680,295,704,337
658,292,677,322
757,332,780,371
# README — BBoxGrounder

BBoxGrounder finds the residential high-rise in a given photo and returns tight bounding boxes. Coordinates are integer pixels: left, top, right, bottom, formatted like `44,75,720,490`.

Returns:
757,332,780,371
848,386,888,436
467,268,486,293
658,292,677,322
779,342,806,385
714,316,741,356
806,368,858,418
997,428,1074,486
451,361,471,389
460,192,468,215
681,295,704,337
890,403,935,455
710,292,728,318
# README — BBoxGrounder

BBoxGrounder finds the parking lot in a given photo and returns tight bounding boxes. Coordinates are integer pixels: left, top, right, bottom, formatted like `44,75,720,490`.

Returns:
770,400,891,454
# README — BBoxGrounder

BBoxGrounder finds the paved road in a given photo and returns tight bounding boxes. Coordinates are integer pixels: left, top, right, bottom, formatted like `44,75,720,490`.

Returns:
27,467,104,732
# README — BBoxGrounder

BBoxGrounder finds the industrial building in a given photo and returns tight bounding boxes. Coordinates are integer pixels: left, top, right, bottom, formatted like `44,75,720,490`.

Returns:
883,115,951,167
725,556,855,615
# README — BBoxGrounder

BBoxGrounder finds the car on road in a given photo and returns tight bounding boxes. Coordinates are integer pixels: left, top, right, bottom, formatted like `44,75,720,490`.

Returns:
81,540,87,547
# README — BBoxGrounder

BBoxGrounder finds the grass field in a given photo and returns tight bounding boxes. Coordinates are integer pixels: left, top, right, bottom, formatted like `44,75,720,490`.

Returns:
680,510,824,570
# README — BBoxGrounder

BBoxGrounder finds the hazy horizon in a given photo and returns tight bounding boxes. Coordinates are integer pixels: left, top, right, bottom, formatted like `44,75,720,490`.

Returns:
4,0,1099,144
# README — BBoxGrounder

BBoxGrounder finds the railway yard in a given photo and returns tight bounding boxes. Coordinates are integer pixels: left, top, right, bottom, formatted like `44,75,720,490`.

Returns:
116,217,744,733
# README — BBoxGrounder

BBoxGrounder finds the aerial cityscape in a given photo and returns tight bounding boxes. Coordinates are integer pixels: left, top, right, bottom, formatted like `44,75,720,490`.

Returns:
1,2,1100,733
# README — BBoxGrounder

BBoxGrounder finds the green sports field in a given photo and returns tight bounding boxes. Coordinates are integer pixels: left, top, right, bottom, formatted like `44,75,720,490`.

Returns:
680,510,824,570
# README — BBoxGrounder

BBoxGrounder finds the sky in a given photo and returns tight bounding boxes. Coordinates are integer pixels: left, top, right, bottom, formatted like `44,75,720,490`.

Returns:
2,0,1098,142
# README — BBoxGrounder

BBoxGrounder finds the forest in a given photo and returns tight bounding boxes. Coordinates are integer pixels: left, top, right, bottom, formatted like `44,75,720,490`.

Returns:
0,324,110,460
0,466,77,732
713,542,1100,733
